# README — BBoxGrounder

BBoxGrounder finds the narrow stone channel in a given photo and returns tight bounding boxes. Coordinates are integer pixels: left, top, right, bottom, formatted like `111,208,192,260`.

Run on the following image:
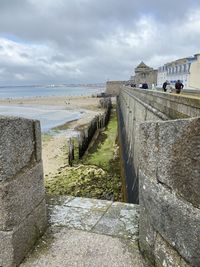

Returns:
45,108,123,201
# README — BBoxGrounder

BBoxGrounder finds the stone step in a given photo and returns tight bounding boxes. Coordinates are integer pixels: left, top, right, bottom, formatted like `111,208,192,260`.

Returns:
20,196,146,267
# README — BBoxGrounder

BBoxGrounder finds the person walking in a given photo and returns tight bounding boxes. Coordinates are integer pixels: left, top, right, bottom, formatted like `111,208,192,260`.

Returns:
162,81,168,92
141,82,148,89
175,80,184,94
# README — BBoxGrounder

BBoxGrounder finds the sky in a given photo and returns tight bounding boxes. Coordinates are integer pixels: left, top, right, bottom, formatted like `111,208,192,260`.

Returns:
0,0,200,85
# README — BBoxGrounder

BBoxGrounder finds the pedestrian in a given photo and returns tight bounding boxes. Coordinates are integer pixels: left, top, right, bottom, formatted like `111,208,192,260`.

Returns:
141,82,148,89
162,80,168,92
175,80,184,94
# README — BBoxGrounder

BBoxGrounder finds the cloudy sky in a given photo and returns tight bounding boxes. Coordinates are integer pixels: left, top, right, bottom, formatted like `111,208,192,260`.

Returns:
0,0,200,85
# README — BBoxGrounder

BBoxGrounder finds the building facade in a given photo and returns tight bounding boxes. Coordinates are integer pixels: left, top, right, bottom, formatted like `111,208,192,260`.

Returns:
130,62,158,88
157,54,200,89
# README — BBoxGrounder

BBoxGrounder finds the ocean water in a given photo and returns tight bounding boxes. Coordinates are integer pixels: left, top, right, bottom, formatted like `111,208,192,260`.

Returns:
0,85,104,99
0,85,104,132
0,105,84,132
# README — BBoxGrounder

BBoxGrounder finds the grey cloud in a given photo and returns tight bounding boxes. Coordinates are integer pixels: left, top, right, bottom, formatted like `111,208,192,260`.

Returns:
0,0,200,84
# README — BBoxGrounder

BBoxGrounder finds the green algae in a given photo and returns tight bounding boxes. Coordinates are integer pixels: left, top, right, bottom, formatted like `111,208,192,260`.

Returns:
45,110,122,201
42,132,53,142
45,165,116,199
82,113,118,170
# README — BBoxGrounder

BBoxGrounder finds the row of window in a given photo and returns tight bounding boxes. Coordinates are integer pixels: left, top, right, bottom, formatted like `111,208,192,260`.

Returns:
159,64,190,74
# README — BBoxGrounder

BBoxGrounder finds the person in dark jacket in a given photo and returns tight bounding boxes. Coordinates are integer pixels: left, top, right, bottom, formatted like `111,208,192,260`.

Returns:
175,80,184,94
141,82,148,89
162,81,168,92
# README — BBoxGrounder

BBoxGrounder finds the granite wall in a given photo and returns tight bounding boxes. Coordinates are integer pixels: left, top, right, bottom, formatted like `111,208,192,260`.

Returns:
106,81,125,96
0,117,47,267
118,87,200,267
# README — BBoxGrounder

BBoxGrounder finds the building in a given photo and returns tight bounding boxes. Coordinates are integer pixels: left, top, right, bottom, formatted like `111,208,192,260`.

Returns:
157,53,200,89
130,62,158,88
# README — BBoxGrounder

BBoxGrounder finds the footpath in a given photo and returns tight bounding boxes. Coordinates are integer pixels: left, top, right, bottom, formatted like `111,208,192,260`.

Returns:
20,196,146,267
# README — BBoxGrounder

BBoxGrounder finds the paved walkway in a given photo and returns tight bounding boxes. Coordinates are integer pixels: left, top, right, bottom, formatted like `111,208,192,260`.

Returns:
21,196,146,267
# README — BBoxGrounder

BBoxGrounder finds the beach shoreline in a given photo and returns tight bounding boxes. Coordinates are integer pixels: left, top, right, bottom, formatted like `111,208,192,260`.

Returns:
0,95,104,179
0,95,102,109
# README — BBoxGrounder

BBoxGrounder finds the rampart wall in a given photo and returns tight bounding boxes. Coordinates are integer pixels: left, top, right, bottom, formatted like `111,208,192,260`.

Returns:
0,117,47,267
118,87,200,266
106,81,125,96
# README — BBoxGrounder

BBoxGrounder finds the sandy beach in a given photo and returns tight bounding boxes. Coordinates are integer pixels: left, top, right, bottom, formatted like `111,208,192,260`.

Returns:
0,95,102,109
0,95,104,179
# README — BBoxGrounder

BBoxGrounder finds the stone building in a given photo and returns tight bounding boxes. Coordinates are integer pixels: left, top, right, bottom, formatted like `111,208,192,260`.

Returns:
130,62,158,88
157,53,200,89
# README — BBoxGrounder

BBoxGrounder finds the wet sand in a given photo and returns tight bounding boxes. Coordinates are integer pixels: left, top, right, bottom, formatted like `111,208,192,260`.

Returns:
0,96,102,178
0,95,102,110
0,95,103,179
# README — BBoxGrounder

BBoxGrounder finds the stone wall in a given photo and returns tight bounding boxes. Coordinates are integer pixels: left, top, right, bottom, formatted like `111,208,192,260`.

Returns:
117,88,168,203
106,81,125,96
0,117,47,267
118,88,200,266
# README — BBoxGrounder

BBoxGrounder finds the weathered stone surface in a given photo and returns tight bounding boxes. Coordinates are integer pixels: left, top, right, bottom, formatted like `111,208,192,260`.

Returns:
126,87,200,118
0,231,13,267
139,171,156,265
49,205,105,231
46,195,75,206
145,110,161,121
0,199,47,267
0,117,38,181
120,88,200,267
134,101,147,122
180,258,192,267
140,171,200,267
155,233,183,267
139,118,200,208
34,120,42,162
0,162,45,230
21,227,145,267
66,197,112,212
139,206,156,266
139,122,159,180
93,202,139,240
154,233,192,267
157,118,200,208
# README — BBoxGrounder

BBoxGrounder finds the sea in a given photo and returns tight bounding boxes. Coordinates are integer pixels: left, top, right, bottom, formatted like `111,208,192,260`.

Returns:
0,85,105,132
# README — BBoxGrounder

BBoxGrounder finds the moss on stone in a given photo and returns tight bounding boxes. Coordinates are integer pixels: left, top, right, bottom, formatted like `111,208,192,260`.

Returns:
45,164,117,199
45,110,122,201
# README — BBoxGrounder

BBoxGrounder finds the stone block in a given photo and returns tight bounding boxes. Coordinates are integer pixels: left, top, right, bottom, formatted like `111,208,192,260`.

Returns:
139,121,159,180
0,162,45,230
0,117,40,181
156,118,200,208
139,171,200,267
0,199,47,267
139,118,200,208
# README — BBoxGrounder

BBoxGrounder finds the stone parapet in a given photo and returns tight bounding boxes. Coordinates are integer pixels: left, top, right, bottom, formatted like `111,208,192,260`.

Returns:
139,118,200,267
106,81,125,96
118,88,200,266
0,117,47,267
124,87,200,118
